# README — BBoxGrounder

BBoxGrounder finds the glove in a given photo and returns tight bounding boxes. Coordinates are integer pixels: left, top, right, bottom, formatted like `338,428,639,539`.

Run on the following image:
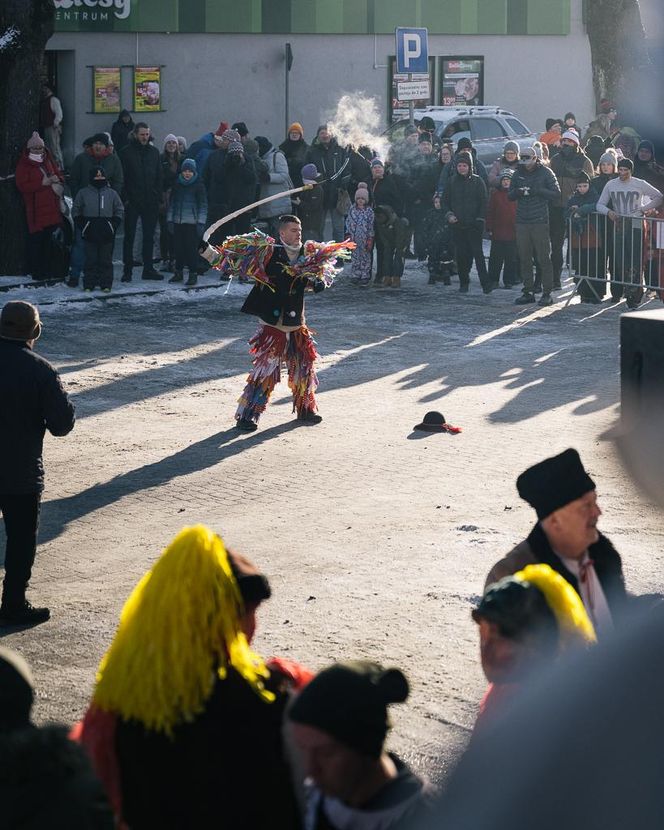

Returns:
313,280,325,293
197,224,205,237
167,222,174,234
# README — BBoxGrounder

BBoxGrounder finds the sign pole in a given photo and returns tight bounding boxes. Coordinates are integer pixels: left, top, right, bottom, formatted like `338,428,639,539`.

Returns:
408,73,414,125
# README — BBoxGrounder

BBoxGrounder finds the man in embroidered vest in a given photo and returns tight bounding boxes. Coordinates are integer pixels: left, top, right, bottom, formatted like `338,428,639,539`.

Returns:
484,448,627,635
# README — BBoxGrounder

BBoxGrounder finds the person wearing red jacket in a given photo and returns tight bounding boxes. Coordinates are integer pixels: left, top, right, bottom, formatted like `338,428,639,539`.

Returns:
487,169,519,288
15,131,64,280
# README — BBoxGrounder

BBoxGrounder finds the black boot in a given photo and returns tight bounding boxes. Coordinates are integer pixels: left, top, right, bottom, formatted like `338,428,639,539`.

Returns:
169,270,183,283
297,408,323,424
0,600,50,626
185,270,198,286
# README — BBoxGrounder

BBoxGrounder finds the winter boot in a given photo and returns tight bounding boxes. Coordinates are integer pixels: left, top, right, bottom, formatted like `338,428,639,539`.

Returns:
185,270,198,286
169,270,183,283
297,408,323,424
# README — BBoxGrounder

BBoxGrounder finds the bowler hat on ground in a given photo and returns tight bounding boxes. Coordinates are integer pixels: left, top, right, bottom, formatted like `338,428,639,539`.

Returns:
517,448,595,519
413,411,461,434
0,301,41,342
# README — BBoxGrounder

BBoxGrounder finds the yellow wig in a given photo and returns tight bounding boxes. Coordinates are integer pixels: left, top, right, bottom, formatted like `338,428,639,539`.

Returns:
93,525,273,735
514,564,597,649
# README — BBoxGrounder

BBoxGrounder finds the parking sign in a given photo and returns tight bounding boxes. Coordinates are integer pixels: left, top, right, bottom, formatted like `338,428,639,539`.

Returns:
395,27,429,74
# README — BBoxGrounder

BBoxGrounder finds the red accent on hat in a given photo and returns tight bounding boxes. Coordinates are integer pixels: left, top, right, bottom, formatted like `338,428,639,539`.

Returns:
214,121,229,137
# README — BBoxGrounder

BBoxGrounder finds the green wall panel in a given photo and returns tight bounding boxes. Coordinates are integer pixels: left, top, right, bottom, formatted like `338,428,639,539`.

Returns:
420,0,461,33
478,0,508,34
527,0,570,34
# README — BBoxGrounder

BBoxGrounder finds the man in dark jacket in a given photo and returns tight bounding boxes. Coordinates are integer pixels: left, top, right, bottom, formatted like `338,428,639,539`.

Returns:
307,125,348,241
235,215,326,431
0,302,75,625
548,131,595,287
484,449,627,636
119,122,163,282
442,152,490,292
510,146,561,306
111,110,134,153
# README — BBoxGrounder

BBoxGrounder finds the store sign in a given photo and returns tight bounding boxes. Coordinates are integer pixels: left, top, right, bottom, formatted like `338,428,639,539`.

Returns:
440,58,484,106
133,66,161,112
93,66,121,113
54,0,132,20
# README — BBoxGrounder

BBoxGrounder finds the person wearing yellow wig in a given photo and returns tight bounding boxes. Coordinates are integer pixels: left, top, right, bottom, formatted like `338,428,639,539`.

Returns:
77,525,303,830
472,563,596,734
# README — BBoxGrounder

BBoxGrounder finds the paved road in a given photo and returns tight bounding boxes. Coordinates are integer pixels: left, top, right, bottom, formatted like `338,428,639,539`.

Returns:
2,263,662,781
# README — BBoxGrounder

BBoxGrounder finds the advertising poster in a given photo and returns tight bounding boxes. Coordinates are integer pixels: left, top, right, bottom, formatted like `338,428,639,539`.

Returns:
133,66,162,112
93,66,121,114
389,56,434,122
441,58,484,106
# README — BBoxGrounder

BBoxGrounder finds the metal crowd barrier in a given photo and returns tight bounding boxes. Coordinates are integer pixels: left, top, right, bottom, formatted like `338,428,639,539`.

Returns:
565,212,664,306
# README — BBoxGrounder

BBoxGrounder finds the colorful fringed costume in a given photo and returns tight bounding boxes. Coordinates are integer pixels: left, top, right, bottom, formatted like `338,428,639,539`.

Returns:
74,525,304,830
210,230,353,426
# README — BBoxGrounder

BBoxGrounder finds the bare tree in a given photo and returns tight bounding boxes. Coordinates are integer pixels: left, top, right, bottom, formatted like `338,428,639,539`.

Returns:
585,0,650,109
0,0,54,276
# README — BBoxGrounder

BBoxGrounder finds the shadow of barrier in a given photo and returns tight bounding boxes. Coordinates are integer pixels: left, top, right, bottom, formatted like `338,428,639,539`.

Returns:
564,212,664,308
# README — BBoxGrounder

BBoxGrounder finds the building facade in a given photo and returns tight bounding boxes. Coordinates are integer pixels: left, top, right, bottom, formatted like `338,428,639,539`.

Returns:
47,0,594,166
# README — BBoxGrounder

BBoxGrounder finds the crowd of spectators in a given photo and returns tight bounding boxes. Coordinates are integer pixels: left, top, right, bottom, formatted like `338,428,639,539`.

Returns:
13,102,664,305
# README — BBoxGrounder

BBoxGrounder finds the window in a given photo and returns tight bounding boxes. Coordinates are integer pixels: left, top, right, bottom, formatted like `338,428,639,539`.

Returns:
470,118,506,140
441,119,470,139
506,117,530,135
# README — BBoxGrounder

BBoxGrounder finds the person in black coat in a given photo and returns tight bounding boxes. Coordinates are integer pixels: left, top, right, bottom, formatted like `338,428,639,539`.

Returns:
110,109,134,154
118,123,163,281
206,141,257,243
306,126,349,241
441,151,490,292
236,215,326,431
0,302,75,626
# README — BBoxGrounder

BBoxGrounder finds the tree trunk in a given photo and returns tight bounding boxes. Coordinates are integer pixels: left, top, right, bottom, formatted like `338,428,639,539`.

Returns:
0,0,54,276
585,0,649,110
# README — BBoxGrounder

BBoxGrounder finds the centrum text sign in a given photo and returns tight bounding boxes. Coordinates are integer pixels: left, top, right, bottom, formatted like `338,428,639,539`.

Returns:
53,0,132,21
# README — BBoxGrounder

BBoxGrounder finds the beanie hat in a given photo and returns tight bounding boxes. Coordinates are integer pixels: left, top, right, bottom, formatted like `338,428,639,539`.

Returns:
227,140,244,156
457,136,473,151
301,163,320,182
545,118,556,132
89,166,108,185
231,122,249,137
26,131,44,151
316,124,328,136
637,140,655,156
504,140,520,156
288,122,304,137
418,132,433,144
243,138,259,156
499,168,514,181
226,548,271,605
370,158,384,169
221,129,241,143
404,124,418,137
562,130,580,146
0,647,34,733
289,661,409,758
517,449,596,520
456,151,473,169
532,144,543,160
418,116,435,131
617,157,633,171
564,112,576,123
0,301,41,342
163,133,178,149
599,150,618,168
181,158,197,174
254,136,272,157
576,171,591,184
90,132,110,147
214,121,229,137
355,187,370,203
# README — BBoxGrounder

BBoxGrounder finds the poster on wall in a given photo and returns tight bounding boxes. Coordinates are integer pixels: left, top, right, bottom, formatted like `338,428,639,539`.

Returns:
93,66,121,114
133,66,162,112
389,56,434,122
440,57,484,106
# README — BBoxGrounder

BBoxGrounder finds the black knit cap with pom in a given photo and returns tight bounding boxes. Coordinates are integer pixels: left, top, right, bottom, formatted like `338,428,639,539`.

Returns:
289,660,409,758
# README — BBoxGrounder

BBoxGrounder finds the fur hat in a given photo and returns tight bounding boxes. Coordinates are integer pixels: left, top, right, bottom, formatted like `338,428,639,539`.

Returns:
0,301,41,342
289,661,409,758
517,449,595,519
355,187,370,203
26,131,44,151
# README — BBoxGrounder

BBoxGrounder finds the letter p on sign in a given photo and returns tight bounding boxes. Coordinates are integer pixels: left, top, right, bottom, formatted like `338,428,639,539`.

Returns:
395,27,429,74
